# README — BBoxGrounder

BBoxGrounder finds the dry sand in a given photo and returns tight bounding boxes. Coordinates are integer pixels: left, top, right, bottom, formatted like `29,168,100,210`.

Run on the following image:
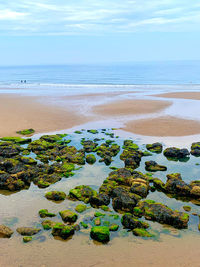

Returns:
124,116,200,137
154,91,200,100
93,99,172,116
0,94,89,137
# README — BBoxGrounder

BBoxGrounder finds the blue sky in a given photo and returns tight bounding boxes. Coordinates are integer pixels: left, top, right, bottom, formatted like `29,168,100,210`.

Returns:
0,0,200,65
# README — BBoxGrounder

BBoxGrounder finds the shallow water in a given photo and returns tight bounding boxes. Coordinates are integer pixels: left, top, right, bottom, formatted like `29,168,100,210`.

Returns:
0,129,200,267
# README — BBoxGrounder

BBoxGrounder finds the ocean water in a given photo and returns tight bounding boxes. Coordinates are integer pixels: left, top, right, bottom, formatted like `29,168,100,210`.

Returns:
0,60,200,87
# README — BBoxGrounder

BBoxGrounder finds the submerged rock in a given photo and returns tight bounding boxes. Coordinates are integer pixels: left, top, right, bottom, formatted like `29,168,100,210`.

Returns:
0,224,14,238
75,204,87,213
132,228,154,237
17,227,41,236
90,226,110,243
45,191,66,201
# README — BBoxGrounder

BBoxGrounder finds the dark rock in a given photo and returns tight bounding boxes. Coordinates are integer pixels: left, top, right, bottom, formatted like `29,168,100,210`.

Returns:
145,161,167,172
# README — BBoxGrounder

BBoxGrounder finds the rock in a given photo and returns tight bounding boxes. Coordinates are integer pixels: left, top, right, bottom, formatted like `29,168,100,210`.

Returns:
0,136,32,144
82,140,97,152
0,224,14,238
75,204,87,213
94,218,101,226
112,191,137,212
89,193,110,207
17,227,41,236
145,161,167,172
191,142,200,156
94,212,105,217
152,178,166,191
90,226,110,243
23,236,32,243
42,220,56,230
138,200,189,229
183,206,191,212
123,140,139,150
80,222,88,229
132,228,154,237
121,213,149,229
52,223,74,239
109,224,119,231
45,191,66,201
146,142,163,153
17,129,35,135
164,147,190,159
39,209,56,218
86,154,96,164
130,178,149,198
68,185,97,203
165,173,191,196
59,210,78,223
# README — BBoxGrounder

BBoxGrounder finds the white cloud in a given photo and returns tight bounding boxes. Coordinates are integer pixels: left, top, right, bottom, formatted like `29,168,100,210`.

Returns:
0,9,28,20
0,0,199,35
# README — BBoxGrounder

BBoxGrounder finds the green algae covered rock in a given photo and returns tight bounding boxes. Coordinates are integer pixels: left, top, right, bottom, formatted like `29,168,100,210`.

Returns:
90,226,110,243
87,129,98,134
45,191,66,201
80,222,88,229
23,236,32,243
75,204,87,213
145,161,167,172
39,209,56,218
94,218,101,226
183,206,191,212
86,154,96,164
59,210,78,223
146,143,163,153
132,228,154,237
68,185,97,203
0,224,14,238
52,223,74,239
41,220,56,230
138,200,189,229
17,129,35,135
109,224,119,231
121,213,149,230
0,136,32,144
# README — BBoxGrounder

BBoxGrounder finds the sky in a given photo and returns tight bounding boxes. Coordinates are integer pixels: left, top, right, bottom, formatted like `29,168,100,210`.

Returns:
0,0,200,65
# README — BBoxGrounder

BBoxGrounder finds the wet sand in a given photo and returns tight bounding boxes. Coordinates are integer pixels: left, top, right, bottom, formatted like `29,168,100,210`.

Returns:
0,94,88,137
124,116,200,137
93,99,172,116
154,91,200,100
0,234,199,267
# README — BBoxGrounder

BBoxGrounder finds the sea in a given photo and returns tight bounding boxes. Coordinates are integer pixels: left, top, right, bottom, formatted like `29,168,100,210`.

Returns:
0,60,200,95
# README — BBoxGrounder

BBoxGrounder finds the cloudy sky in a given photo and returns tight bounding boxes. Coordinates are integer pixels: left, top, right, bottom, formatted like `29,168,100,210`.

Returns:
0,0,200,65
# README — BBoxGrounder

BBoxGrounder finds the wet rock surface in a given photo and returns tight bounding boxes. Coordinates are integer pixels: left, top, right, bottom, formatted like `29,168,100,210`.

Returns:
1,130,200,244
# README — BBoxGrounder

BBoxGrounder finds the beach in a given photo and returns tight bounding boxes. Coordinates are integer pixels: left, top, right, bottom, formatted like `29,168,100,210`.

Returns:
1,85,200,267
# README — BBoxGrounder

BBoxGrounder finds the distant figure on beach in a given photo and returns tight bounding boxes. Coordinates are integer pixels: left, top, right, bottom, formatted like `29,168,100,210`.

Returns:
20,80,27,83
